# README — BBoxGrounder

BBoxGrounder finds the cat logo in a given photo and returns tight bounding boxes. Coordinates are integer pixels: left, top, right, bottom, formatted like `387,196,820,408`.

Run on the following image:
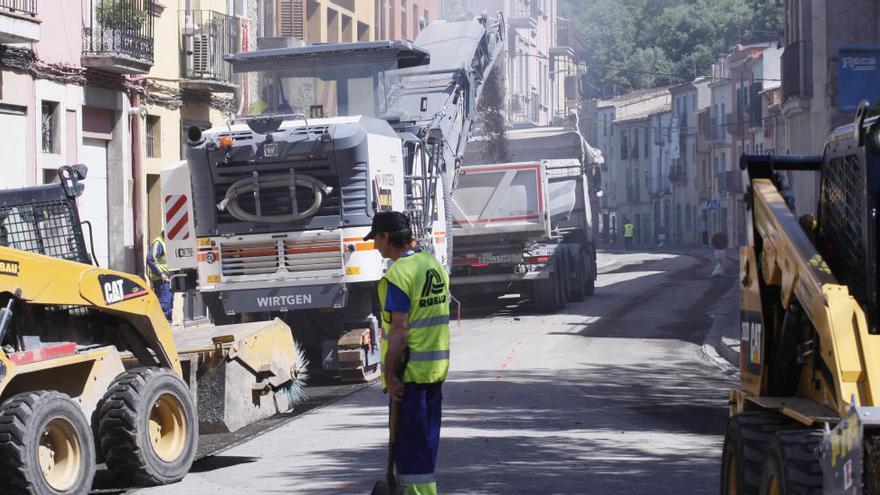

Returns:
0,260,19,277
99,274,148,306
103,279,126,304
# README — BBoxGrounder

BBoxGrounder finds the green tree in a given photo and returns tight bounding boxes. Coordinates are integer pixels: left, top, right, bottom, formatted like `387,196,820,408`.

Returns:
477,58,510,163
560,0,783,97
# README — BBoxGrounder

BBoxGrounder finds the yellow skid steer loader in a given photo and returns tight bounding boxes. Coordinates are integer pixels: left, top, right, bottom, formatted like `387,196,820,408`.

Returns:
722,104,880,494
0,166,306,494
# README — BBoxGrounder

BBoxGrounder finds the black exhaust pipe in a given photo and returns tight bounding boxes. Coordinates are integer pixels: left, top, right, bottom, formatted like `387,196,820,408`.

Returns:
187,125,204,146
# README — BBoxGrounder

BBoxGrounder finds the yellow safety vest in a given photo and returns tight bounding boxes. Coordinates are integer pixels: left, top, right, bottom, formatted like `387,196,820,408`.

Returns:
378,251,450,385
149,235,169,282
623,223,634,238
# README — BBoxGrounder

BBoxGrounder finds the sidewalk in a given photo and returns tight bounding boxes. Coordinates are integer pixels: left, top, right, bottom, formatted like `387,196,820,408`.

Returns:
701,264,740,372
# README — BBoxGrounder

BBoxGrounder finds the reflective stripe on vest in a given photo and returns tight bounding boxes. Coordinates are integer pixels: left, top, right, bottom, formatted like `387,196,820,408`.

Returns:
409,350,450,361
378,251,450,385
409,315,450,330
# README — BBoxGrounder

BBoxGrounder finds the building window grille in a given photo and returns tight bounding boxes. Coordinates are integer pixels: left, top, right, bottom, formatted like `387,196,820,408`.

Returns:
41,101,58,154
146,115,160,158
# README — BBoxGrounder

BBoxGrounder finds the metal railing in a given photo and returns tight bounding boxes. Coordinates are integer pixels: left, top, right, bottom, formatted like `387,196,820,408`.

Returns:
0,0,36,16
180,10,238,84
83,0,155,64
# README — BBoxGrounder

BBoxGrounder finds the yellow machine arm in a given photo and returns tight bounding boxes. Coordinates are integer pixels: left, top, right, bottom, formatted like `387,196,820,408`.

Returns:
740,177,880,420
0,246,182,376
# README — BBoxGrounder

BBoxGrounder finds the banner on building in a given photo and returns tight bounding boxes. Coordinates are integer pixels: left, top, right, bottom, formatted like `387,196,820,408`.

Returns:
839,46,880,112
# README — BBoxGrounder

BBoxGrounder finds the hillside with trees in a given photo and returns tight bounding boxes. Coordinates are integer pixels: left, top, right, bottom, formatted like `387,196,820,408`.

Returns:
559,0,783,97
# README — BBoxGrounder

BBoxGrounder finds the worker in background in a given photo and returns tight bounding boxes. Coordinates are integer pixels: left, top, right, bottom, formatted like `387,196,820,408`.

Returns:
146,230,172,321
623,217,634,251
366,211,450,495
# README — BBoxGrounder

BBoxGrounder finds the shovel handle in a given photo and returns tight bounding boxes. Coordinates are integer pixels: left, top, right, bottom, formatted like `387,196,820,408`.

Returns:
386,399,400,484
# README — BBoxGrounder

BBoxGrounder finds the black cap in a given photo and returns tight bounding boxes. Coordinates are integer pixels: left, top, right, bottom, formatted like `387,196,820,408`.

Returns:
363,211,411,241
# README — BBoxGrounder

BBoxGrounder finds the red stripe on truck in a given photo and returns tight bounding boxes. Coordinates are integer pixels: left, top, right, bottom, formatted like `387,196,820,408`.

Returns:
165,195,187,222
168,212,189,240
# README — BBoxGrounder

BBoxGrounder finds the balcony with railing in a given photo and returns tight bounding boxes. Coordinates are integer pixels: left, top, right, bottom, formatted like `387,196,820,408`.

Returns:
510,92,540,126
82,0,155,74
180,10,238,93
509,2,538,29
0,0,39,43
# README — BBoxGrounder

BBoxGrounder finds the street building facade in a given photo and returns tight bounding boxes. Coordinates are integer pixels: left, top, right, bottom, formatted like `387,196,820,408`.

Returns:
781,0,880,216
668,78,710,247
375,0,440,41
583,88,671,246
585,42,781,249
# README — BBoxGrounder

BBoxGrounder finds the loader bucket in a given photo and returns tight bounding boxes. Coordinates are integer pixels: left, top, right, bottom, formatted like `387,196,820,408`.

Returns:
172,318,307,434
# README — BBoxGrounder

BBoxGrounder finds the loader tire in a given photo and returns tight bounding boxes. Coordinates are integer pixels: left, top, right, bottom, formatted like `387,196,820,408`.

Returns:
0,391,96,495
721,412,792,495
759,429,823,495
98,367,197,486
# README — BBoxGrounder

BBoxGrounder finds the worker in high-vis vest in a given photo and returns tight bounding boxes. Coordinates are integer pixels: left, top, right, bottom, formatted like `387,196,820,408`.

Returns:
623,217,635,252
365,211,450,495
146,230,172,321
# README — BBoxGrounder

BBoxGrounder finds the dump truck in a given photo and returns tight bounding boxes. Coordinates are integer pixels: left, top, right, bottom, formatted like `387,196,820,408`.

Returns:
450,127,599,311
162,16,503,381
722,104,880,494
0,166,305,493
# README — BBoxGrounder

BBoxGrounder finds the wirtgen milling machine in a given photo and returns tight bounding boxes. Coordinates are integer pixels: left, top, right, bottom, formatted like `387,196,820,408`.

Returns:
723,105,880,494
162,16,503,381
0,166,305,494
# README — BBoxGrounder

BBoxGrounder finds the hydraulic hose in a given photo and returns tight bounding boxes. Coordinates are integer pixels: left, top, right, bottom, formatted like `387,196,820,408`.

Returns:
218,174,333,224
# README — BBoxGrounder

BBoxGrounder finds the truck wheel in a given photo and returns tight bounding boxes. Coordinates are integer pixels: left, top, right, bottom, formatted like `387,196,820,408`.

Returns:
584,277,595,297
721,412,792,495
568,251,587,302
98,368,197,486
759,430,823,495
0,391,96,495
535,260,564,313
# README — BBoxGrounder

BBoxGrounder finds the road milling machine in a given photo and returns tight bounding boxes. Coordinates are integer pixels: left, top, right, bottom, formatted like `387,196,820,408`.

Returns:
722,104,880,494
0,166,306,494
162,16,503,381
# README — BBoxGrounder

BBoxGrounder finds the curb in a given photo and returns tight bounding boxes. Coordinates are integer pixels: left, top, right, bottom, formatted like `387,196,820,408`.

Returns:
702,273,740,373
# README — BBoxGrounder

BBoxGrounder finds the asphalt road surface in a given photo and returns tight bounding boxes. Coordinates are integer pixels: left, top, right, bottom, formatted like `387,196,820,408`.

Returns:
122,249,737,495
